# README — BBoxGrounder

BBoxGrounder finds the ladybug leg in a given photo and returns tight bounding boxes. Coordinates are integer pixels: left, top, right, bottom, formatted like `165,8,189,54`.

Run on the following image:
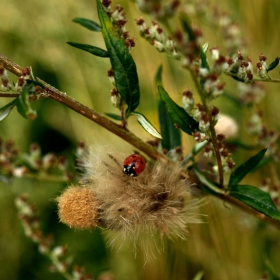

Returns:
107,153,122,167
104,154,127,178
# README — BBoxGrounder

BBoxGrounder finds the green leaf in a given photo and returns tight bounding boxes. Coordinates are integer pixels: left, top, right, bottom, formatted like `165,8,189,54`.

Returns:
228,148,267,188
131,112,162,139
72,17,102,31
158,99,181,150
230,185,280,222
250,155,272,173
193,164,225,194
105,112,122,121
158,85,199,135
0,99,17,121
192,271,204,280
154,65,163,90
67,42,109,57
16,83,37,120
267,57,279,72
181,15,196,41
264,258,280,280
26,79,45,88
97,0,140,116
201,42,210,70
155,66,181,149
228,72,246,83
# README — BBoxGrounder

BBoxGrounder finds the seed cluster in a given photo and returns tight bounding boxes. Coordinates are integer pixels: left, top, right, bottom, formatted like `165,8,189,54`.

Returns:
57,146,202,258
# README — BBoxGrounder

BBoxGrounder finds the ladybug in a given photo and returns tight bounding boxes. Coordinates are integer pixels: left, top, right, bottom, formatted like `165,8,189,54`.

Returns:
123,154,146,177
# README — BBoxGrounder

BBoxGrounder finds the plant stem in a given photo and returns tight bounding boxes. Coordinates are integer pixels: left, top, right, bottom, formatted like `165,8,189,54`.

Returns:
0,53,167,163
190,69,224,188
253,77,280,83
0,92,19,97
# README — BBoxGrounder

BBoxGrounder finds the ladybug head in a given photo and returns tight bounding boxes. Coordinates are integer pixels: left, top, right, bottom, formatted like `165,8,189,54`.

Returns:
123,163,137,177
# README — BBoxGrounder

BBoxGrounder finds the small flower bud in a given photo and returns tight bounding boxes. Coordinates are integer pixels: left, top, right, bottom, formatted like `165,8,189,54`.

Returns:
155,27,165,42
198,68,210,77
51,246,68,258
223,158,235,173
110,88,121,108
192,131,206,142
211,106,220,125
210,47,220,60
153,40,165,52
165,37,174,52
42,153,57,170
13,166,28,177
30,143,41,158
135,18,146,35
270,185,279,201
102,0,112,11
199,114,210,132
260,178,270,193
182,90,194,113
193,103,206,121
203,144,213,158
247,112,262,134
107,68,115,85
15,196,34,216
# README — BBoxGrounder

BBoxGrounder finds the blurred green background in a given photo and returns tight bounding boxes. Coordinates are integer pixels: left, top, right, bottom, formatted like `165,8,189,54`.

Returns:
1,0,280,279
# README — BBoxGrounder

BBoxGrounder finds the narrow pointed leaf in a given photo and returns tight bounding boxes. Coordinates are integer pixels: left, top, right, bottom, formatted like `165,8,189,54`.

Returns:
155,65,181,149
154,65,163,89
228,148,267,188
228,73,246,83
267,57,279,72
132,112,162,139
249,155,272,173
193,165,225,194
72,17,102,31
67,42,109,57
16,83,37,120
230,185,280,222
0,99,17,121
264,259,280,280
192,271,204,280
158,85,199,135
181,16,196,41
158,99,181,149
97,0,140,116
201,42,210,70
105,112,122,121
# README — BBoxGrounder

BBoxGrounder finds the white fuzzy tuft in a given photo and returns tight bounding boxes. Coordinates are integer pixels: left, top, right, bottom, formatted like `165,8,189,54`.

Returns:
79,145,203,259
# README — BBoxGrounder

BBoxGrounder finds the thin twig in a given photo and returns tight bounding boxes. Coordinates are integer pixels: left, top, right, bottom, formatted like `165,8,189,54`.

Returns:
0,53,167,163
189,69,224,188
0,92,20,97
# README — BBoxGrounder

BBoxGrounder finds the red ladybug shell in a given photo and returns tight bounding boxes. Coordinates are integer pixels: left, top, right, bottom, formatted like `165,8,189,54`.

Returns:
123,154,146,177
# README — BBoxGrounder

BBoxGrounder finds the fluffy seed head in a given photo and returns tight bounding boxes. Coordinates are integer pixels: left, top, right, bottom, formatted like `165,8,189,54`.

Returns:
79,145,203,258
57,186,99,229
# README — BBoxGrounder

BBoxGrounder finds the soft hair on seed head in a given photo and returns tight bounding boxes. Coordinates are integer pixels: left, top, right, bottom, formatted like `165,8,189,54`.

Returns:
78,145,203,259
57,186,98,229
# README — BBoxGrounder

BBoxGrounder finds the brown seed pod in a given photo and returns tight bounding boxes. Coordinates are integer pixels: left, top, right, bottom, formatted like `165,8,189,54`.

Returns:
57,186,99,229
